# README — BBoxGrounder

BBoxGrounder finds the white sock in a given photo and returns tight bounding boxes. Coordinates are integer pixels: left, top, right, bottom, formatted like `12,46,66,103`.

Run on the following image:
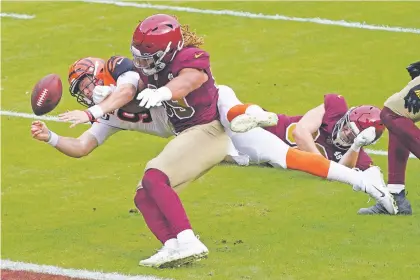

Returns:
327,162,363,190
164,238,178,249
245,104,266,118
387,184,405,194
177,229,196,243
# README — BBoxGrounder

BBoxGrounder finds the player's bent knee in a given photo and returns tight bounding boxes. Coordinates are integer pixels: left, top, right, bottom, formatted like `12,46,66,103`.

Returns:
227,104,251,122
141,168,170,190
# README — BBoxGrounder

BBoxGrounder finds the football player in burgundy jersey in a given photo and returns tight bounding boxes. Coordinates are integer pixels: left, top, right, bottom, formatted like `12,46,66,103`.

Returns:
264,95,381,171
218,90,382,171
217,85,396,215
128,14,231,268
358,61,420,215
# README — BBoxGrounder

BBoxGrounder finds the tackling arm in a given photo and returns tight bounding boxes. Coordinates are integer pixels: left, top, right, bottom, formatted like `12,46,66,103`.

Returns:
292,104,325,155
89,83,137,119
136,68,209,108
165,68,208,99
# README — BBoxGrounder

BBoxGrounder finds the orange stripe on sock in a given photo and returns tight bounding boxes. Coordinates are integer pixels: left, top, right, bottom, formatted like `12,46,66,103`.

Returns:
227,104,253,122
285,148,331,178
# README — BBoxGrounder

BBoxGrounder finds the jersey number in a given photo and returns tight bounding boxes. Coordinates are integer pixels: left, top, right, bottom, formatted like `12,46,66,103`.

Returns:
285,123,327,158
163,98,195,119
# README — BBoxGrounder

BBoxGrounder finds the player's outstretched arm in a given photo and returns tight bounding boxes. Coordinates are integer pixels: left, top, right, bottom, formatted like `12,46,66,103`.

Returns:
58,84,137,127
293,104,324,155
31,121,98,158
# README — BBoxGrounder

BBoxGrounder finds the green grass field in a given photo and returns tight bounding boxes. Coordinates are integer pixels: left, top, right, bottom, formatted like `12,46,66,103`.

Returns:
2,1,420,279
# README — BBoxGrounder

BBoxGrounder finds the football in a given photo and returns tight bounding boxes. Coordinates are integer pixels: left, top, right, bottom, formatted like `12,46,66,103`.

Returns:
31,74,63,116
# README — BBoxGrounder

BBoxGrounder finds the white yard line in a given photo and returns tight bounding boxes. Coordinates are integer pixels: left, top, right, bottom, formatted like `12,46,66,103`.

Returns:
0,13,35,19
1,110,416,158
1,110,62,122
83,0,420,34
1,259,171,280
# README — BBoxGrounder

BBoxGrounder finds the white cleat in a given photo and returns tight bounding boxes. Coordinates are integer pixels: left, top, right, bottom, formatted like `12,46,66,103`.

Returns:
139,244,179,268
230,112,278,133
356,166,398,215
173,237,209,266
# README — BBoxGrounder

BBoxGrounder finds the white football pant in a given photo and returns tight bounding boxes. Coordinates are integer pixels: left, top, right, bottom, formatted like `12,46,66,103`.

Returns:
217,85,290,169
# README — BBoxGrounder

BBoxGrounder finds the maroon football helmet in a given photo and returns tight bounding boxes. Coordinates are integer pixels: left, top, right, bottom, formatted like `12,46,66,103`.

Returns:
332,105,385,149
131,14,184,76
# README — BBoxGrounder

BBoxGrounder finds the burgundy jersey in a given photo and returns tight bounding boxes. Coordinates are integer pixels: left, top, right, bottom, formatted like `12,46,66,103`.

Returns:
140,47,219,133
264,94,373,170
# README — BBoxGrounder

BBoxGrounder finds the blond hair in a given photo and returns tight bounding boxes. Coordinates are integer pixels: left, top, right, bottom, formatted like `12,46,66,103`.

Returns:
181,24,204,48
170,15,204,47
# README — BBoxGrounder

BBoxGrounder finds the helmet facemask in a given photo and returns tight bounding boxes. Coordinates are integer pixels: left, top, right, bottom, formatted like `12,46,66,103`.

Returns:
332,108,360,149
131,40,184,76
69,74,102,107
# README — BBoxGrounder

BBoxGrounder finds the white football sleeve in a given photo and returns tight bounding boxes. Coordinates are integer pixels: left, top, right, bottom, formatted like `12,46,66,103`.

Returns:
87,122,121,145
116,71,140,90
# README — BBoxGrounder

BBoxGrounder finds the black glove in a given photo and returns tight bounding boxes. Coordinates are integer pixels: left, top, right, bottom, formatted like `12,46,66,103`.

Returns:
406,61,420,80
404,85,420,114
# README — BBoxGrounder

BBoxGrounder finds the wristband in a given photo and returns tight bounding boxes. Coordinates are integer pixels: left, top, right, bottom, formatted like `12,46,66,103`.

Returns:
88,105,104,119
84,110,95,122
47,130,59,147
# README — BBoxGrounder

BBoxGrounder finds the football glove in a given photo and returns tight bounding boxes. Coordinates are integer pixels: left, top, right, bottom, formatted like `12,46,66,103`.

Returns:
354,126,377,148
406,61,420,80
136,87,172,109
92,85,115,104
404,85,420,114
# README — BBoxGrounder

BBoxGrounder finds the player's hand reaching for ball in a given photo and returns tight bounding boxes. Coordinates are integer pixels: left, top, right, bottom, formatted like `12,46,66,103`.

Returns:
59,110,90,128
31,121,50,141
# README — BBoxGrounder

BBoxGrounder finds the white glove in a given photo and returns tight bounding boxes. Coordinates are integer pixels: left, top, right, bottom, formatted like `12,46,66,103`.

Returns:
92,85,115,104
136,86,172,109
351,126,377,151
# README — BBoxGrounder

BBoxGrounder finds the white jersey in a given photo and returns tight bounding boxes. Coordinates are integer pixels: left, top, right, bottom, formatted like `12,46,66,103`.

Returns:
87,106,174,145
